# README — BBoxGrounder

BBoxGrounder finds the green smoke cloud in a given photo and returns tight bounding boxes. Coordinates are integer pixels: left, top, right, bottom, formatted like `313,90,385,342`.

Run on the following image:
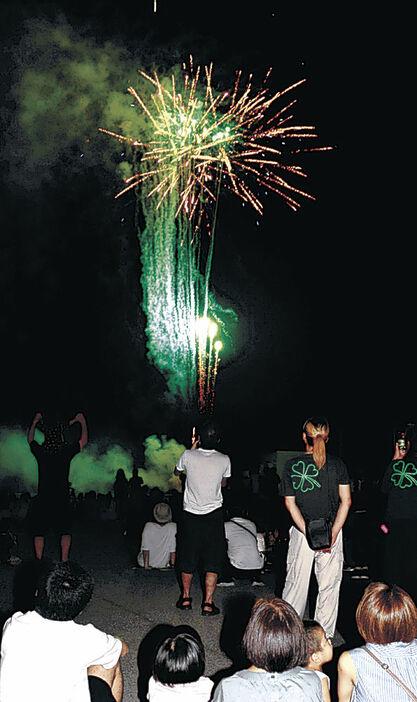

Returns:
0,427,184,496
137,434,184,493
5,17,156,189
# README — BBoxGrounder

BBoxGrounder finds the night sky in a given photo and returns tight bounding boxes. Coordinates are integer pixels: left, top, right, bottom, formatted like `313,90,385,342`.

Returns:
0,1,413,479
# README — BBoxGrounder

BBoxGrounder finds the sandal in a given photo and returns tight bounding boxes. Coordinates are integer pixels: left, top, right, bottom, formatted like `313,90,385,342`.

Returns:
176,596,192,610
201,601,220,616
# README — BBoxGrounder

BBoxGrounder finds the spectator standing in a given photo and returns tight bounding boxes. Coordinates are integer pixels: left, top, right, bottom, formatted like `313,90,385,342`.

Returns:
280,416,351,642
174,420,231,616
27,410,88,561
380,435,417,601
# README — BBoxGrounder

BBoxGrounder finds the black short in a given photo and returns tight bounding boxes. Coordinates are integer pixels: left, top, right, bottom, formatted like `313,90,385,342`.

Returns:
88,675,116,702
28,496,73,536
176,507,226,575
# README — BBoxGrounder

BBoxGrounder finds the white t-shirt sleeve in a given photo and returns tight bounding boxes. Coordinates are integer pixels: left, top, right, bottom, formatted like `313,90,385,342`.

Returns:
175,451,187,473
223,456,231,479
140,523,154,551
83,624,122,669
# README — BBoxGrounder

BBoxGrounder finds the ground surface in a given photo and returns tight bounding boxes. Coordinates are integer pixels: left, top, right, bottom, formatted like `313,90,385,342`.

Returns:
0,519,368,701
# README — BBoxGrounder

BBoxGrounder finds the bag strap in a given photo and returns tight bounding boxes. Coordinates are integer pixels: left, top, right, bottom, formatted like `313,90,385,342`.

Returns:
362,646,417,701
229,519,259,543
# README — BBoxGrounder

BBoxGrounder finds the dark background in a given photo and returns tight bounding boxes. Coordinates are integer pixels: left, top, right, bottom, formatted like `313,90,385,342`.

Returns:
0,1,413,478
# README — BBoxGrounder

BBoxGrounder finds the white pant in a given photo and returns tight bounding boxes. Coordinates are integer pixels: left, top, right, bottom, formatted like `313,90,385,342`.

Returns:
282,526,344,638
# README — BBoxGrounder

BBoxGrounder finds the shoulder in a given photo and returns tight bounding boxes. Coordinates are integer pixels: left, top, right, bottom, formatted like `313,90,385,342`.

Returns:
327,455,350,479
338,649,357,674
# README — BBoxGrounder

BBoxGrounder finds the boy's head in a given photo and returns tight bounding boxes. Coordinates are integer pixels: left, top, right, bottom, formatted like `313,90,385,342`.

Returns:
35,561,94,621
304,620,333,668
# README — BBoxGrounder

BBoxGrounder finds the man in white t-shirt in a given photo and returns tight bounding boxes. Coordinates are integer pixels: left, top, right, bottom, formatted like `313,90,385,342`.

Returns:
174,420,231,616
137,502,177,569
219,506,265,587
0,560,128,702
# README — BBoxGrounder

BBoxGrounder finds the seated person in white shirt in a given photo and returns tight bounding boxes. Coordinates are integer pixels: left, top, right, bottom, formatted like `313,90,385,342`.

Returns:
0,560,128,702
219,506,265,587
137,502,177,570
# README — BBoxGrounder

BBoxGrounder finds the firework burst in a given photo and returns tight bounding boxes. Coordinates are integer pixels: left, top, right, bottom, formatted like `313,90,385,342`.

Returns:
100,57,330,219
100,58,330,411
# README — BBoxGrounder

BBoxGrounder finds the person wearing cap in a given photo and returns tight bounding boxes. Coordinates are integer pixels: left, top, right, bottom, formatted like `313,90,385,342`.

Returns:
279,416,351,642
137,502,177,570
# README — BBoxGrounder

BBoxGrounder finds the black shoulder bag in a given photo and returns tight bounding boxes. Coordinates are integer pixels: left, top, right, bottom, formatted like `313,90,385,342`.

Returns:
305,464,332,550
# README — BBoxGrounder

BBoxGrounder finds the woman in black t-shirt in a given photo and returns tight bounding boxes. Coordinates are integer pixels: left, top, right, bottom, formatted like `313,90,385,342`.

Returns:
280,416,351,643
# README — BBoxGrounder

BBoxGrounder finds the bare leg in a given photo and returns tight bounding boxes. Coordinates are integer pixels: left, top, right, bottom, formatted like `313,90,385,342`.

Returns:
181,572,193,599
60,534,72,562
204,571,218,606
34,536,44,560
88,662,123,702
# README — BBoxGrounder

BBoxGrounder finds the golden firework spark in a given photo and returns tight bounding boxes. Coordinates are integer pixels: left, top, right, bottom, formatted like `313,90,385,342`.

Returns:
99,58,331,218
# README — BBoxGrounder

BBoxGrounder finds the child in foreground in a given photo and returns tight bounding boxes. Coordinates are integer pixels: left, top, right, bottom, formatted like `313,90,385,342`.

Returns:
148,628,213,701
304,620,333,702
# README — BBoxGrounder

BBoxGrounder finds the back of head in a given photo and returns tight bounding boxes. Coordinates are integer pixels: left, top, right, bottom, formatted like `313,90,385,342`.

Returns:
303,620,325,659
356,581,417,644
303,416,329,469
35,560,94,621
153,630,205,685
242,598,307,673
198,419,221,450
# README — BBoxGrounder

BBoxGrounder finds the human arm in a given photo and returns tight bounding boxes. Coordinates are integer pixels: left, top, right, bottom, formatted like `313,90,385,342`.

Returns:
321,677,331,702
69,411,88,449
337,650,356,702
27,412,42,444
331,484,352,546
142,550,151,569
169,551,176,567
284,495,306,534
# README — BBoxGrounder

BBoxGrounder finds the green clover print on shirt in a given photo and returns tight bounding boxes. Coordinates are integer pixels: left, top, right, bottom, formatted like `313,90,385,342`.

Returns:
290,460,322,493
391,460,417,489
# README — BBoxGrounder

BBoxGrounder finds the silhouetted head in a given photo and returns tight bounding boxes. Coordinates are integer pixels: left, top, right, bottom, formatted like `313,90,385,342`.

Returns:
153,629,205,685
35,561,94,621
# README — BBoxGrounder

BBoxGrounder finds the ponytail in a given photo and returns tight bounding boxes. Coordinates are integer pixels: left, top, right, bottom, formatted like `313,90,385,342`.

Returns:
303,417,329,469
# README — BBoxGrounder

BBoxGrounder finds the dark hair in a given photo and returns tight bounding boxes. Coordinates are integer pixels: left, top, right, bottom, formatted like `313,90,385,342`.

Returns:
153,631,205,685
35,561,94,621
303,620,325,658
199,420,221,450
242,598,308,672
356,582,417,644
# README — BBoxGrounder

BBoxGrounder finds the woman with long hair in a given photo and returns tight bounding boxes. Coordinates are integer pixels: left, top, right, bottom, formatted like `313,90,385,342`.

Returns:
212,598,323,701
280,416,351,642
338,581,417,701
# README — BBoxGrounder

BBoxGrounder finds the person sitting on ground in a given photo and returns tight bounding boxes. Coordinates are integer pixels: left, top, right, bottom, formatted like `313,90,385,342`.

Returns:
337,581,417,702
0,560,128,702
212,597,323,701
147,627,213,701
137,502,177,570
303,620,332,702
218,505,265,587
